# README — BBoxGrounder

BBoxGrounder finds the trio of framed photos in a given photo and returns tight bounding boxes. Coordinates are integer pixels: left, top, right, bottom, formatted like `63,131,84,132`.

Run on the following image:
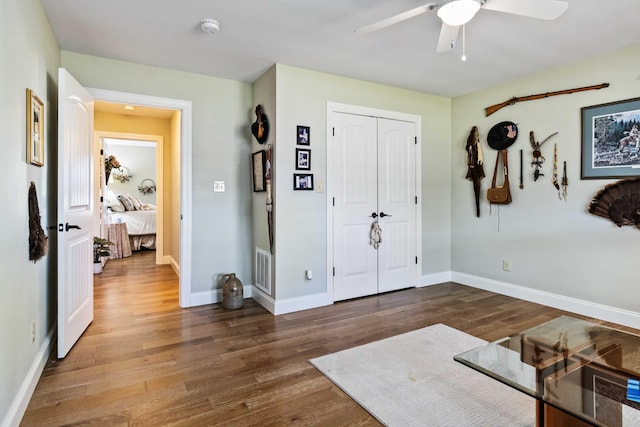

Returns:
294,125,313,190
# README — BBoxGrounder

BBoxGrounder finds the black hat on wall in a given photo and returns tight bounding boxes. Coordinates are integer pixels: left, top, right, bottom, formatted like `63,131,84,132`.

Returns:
487,121,518,150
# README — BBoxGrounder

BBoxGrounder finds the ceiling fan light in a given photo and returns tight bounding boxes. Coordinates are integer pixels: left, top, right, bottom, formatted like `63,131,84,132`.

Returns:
437,0,481,26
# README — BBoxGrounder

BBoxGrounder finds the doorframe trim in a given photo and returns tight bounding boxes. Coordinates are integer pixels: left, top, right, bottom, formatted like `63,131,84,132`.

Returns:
88,88,193,308
95,132,165,266
326,102,422,302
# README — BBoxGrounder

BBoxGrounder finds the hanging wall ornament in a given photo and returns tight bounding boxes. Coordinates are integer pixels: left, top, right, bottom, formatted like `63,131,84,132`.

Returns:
529,131,557,181
251,105,270,144
465,126,485,217
588,177,640,229
561,161,568,202
552,143,560,198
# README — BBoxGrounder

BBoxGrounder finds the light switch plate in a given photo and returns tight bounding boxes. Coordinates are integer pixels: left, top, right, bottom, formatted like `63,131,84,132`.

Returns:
213,181,225,192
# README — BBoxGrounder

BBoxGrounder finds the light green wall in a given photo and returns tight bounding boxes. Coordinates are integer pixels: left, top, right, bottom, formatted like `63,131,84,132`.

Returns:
61,52,254,295
451,43,640,313
251,66,277,295
0,0,60,423
272,64,451,300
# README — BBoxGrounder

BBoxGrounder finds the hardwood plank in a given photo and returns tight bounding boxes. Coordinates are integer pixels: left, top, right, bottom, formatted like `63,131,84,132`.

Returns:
21,251,639,426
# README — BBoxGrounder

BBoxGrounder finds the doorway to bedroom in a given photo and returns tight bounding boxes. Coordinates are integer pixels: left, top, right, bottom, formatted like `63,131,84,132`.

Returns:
95,101,181,294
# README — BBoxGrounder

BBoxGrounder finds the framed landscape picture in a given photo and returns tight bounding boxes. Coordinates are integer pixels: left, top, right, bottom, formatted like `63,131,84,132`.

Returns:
581,97,640,179
26,89,45,166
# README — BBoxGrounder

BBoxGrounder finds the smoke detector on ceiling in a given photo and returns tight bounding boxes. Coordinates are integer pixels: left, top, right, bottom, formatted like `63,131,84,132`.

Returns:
201,19,220,34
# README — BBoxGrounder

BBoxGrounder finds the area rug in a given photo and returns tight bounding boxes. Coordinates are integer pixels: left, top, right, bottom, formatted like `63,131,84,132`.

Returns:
309,324,534,426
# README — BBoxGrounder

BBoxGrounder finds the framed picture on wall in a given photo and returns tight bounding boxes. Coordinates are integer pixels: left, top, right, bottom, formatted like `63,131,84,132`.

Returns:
293,173,314,190
296,148,311,170
297,125,310,145
252,150,266,192
581,97,640,179
26,89,45,167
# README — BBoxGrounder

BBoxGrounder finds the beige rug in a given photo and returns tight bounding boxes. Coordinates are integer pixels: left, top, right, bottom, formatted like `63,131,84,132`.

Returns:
310,324,535,426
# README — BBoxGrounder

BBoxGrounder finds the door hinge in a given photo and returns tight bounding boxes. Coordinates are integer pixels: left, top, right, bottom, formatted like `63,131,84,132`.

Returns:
100,196,103,203
100,148,104,155
415,196,418,204
414,136,417,145
332,127,335,137
332,197,335,206
332,267,335,277
416,256,418,264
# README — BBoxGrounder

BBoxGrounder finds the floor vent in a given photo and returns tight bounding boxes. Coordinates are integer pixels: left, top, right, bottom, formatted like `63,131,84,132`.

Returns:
255,248,271,294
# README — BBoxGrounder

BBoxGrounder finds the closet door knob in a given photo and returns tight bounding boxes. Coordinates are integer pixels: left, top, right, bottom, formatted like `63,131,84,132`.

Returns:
370,212,378,219
379,212,392,218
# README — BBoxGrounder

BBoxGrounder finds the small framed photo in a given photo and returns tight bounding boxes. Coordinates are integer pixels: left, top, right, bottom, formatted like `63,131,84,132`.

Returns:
296,148,311,170
26,89,45,166
252,150,266,192
581,97,640,179
297,125,310,145
293,173,314,190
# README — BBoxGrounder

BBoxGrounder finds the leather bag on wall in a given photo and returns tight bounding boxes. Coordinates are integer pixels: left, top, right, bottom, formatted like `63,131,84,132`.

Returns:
487,150,512,204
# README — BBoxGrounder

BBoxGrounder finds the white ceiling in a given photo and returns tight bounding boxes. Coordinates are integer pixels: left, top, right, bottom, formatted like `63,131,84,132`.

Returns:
41,0,640,98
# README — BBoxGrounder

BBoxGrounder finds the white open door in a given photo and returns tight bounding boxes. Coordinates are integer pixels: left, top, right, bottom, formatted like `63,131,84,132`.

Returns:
57,68,95,358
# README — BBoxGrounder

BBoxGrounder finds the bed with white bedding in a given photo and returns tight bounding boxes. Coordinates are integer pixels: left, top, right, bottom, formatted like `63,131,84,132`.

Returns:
107,193,157,250
109,209,157,250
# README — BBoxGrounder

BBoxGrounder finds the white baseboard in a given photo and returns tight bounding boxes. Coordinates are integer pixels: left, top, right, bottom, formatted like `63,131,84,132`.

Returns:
251,286,276,314
2,327,55,427
251,286,333,315
190,272,640,329
162,255,179,276
419,271,452,287
190,285,253,307
452,271,640,330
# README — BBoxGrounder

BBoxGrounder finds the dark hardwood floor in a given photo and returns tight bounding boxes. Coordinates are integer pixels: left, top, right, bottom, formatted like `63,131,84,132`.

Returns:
21,252,634,426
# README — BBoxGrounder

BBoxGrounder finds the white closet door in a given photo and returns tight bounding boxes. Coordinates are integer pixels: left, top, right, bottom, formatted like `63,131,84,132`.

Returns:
333,113,378,301
377,118,417,293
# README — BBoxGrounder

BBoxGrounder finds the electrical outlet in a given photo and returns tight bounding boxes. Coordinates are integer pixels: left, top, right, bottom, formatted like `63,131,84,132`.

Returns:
31,320,36,343
502,260,511,272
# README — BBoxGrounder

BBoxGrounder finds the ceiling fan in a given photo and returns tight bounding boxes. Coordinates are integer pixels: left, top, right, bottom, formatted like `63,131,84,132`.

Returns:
357,0,569,54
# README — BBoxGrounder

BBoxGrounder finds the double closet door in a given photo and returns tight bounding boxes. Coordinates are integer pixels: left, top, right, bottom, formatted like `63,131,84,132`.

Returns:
332,112,417,301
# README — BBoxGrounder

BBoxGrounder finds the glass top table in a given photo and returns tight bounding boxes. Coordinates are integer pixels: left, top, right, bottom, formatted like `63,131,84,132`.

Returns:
455,316,640,426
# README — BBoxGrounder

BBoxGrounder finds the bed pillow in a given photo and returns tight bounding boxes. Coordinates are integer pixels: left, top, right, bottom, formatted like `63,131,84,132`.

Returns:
118,195,135,211
129,194,142,210
109,202,125,212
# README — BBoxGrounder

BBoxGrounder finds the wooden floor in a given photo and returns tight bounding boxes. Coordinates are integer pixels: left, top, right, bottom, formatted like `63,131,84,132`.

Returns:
21,252,635,426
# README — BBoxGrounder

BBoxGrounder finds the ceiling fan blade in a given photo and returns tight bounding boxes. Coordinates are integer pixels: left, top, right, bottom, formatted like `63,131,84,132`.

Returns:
436,23,460,53
481,0,569,20
356,4,436,34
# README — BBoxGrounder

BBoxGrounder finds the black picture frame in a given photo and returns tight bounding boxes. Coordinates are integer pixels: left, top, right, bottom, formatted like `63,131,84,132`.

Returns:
296,148,311,171
581,97,640,179
293,173,314,190
297,125,310,145
252,150,266,192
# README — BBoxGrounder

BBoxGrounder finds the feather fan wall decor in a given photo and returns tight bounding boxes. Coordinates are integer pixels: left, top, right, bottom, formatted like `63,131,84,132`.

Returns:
588,177,640,229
